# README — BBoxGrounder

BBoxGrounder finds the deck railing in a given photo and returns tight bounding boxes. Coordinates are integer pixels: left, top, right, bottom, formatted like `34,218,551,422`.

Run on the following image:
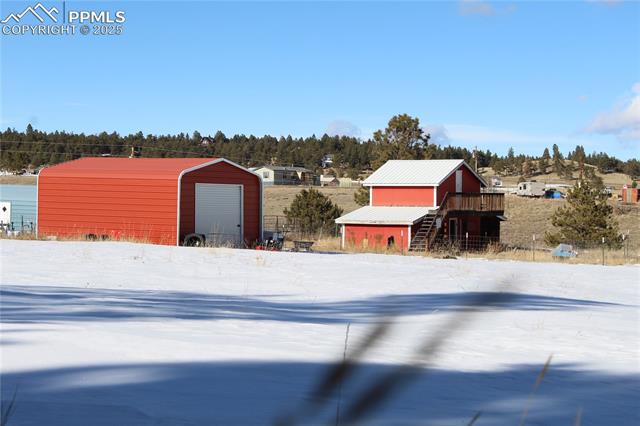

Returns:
443,192,504,212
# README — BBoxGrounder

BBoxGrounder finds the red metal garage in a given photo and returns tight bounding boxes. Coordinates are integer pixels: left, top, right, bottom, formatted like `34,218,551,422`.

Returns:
37,157,262,246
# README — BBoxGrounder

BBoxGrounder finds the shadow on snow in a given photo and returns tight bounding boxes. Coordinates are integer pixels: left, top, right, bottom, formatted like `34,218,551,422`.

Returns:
0,361,638,425
0,285,624,325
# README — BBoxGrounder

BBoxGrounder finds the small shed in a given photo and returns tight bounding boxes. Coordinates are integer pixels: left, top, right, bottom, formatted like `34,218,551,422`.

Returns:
620,186,639,204
253,165,316,186
37,157,262,246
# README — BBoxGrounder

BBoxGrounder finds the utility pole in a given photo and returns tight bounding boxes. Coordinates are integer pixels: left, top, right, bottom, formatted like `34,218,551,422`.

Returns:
473,146,478,172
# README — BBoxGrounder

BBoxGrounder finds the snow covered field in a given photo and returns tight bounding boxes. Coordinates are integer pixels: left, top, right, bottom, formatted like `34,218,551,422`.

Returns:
1,240,638,425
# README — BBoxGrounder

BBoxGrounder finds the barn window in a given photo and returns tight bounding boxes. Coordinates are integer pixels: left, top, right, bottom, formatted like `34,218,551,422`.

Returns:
387,236,395,248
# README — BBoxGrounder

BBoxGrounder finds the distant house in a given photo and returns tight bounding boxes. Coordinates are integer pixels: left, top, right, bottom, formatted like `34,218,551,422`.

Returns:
490,176,503,187
335,160,505,252
320,175,340,187
200,137,214,146
254,165,317,186
322,154,334,168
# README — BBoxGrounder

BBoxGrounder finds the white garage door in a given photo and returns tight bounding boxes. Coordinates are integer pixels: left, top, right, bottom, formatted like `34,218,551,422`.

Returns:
195,183,243,246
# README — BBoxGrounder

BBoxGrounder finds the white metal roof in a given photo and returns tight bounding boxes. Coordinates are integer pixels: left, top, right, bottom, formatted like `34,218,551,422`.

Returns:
335,206,434,225
363,159,485,186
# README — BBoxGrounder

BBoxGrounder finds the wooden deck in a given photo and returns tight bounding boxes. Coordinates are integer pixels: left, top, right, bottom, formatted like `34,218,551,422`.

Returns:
442,192,504,214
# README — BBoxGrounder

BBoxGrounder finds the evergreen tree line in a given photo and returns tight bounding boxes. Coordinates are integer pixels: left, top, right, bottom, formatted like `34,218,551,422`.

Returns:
1,123,638,178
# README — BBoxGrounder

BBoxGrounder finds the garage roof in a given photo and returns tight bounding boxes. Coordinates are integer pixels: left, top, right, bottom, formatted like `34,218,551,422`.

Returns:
40,157,221,180
363,159,486,186
335,206,434,225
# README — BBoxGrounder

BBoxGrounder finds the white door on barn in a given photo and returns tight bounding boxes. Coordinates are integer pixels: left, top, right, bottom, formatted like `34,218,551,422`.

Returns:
195,183,243,246
455,170,463,193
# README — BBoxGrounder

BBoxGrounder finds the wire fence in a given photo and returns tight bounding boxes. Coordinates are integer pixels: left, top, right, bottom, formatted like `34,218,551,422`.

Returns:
0,218,36,234
426,233,638,265
3,213,636,265
263,215,341,241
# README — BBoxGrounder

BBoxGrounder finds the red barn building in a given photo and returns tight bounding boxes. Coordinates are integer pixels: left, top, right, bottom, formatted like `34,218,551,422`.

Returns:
37,157,262,246
336,160,505,251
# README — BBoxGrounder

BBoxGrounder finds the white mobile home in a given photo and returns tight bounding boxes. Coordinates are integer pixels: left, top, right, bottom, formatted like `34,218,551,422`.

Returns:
516,181,546,197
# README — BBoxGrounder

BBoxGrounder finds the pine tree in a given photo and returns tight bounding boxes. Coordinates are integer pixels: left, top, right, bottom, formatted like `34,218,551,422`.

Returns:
552,144,565,176
522,158,534,178
573,145,586,177
562,162,574,180
284,188,344,234
539,148,550,173
584,167,603,187
354,186,370,206
545,180,621,248
371,114,430,169
506,147,516,175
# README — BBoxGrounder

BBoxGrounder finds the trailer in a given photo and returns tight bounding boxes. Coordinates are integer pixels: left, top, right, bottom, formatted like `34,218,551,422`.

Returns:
516,181,546,197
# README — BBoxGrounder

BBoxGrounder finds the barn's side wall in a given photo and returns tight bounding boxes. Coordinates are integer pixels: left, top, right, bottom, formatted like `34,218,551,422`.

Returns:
371,186,435,206
437,165,482,205
37,175,178,245
343,224,411,250
180,161,261,246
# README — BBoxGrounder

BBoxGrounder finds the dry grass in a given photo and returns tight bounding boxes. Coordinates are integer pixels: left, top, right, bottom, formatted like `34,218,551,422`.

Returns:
264,186,360,216
479,162,631,189
464,247,637,266
501,194,640,251
0,175,37,185
0,232,154,245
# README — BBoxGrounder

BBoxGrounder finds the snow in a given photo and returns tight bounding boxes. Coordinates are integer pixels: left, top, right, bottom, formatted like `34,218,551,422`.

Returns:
1,240,638,425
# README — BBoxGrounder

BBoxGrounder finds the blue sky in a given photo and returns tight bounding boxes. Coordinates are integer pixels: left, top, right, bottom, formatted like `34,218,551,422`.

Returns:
1,1,639,159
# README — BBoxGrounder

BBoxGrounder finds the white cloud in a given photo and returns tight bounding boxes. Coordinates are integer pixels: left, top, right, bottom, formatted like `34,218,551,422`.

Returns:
423,124,450,144
458,0,516,16
325,120,361,137
434,123,614,155
459,0,495,16
585,83,640,142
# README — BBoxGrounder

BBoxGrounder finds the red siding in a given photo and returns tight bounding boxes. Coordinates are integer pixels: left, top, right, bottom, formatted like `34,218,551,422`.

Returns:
621,188,639,204
371,186,435,206
437,165,483,205
344,224,411,250
38,175,178,245
38,158,261,246
180,161,261,245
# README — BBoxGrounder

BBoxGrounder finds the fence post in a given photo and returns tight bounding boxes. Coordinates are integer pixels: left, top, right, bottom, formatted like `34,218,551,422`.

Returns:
532,234,536,261
465,232,468,255
602,237,605,266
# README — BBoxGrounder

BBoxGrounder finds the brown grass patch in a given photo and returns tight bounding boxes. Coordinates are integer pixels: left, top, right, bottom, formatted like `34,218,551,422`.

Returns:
264,186,360,216
0,175,37,185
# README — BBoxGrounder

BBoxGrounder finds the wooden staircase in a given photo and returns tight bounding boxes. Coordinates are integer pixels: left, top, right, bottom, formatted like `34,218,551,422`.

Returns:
408,192,505,252
408,213,438,252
